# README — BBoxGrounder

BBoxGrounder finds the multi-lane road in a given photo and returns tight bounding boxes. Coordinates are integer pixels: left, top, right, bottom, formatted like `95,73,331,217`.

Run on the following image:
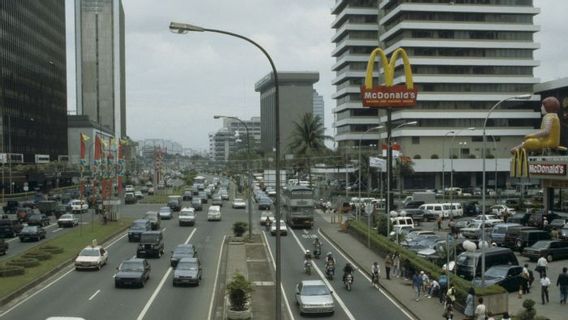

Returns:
0,196,413,320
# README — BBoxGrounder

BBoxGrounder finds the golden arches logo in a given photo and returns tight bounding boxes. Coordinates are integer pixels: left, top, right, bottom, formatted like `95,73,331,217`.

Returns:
360,48,417,108
510,148,529,178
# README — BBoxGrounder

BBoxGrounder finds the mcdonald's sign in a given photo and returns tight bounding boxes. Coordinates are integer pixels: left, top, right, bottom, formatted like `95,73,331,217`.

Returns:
360,48,417,108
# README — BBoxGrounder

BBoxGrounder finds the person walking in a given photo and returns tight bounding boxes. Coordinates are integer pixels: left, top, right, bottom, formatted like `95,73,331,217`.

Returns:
522,264,531,294
540,272,551,305
474,297,487,320
437,215,443,231
557,267,568,304
393,252,400,278
384,253,393,280
464,287,475,320
536,254,548,278
421,271,430,298
413,271,423,302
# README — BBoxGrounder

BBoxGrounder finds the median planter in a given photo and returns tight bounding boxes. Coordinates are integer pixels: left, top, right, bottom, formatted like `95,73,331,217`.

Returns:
39,245,64,254
7,258,40,268
0,265,25,277
23,251,52,261
226,273,253,320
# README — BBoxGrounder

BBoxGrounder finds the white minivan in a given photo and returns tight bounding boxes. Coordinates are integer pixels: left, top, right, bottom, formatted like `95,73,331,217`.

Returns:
443,203,463,217
391,216,414,229
207,205,222,221
419,203,449,221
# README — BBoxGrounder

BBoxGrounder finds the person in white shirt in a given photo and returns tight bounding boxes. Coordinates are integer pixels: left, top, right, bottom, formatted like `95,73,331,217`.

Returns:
536,255,548,278
428,279,440,298
540,273,551,304
474,297,486,320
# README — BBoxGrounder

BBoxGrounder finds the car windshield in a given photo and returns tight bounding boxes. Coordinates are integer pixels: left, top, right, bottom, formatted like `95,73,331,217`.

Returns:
530,241,550,249
174,247,194,255
302,284,329,296
469,222,482,229
120,261,143,272
140,234,160,242
485,267,507,278
177,262,198,271
159,207,170,213
131,222,147,230
22,226,38,232
79,248,100,256
234,199,244,202
60,214,73,219
144,214,157,221
180,212,194,217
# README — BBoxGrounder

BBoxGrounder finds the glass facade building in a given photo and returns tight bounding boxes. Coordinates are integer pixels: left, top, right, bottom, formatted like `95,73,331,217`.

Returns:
0,0,68,163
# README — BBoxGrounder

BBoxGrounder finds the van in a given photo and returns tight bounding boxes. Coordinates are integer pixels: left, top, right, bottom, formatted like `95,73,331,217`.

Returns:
144,211,161,231
419,203,449,221
207,205,222,221
443,203,463,217
168,195,183,212
515,230,551,251
491,223,521,246
456,247,519,280
391,216,414,229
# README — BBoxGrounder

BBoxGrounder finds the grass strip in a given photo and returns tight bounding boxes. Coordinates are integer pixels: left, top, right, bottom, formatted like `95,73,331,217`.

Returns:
0,217,133,299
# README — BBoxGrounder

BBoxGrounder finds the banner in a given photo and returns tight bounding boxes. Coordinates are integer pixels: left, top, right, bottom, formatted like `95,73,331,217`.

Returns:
369,157,386,170
80,133,89,160
360,48,417,108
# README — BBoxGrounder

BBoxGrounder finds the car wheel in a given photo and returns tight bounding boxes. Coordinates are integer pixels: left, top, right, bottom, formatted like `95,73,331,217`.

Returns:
547,254,553,262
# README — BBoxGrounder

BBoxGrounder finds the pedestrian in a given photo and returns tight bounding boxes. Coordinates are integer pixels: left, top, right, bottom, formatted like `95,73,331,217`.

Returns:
437,215,442,231
551,227,559,240
474,297,487,320
540,272,551,305
543,217,549,229
428,279,440,298
536,254,548,278
464,287,475,320
521,264,531,294
443,300,454,320
448,218,456,237
393,252,400,278
412,271,423,301
446,284,456,307
557,267,568,304
438,274,448,304
385,253,393,280
421,271,430,298
502,312,512,320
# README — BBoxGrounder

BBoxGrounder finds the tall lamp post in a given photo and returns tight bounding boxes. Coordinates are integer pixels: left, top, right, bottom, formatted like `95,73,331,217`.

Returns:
441,131,455,202
358,126,383,221
449,127,475,217
215,115,253,240
169,22,282,319
385,121,417,237
481,93,531,285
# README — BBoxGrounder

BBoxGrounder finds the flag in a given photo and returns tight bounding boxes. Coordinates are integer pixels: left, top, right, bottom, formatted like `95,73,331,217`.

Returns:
80,133,89,160
369,157,386,170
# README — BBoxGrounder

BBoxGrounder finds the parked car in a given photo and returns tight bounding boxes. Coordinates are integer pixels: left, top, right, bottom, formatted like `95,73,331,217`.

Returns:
27,213,50,227
461,221,496,240
136,231,165,259
503,226,537,249
545,218,567,232
232,198,246,209
0,218,23,238
490,204,516,217
170,244,197,267
57,213,79,228
143,211,161,231
515,230,551,251
207,205,222,221
128,219,152,242
456,247,519,280
114,258,151,288
158,206,173,220
124,192,137,205
463,201,480,216
270,220,288,236
295,280,334,315
507,212,531,226
472,265,524,292
179,208,196,226
74,245,108,270
173,257,202,286
19,225,47,242
491,223,521,246
522,240,568,262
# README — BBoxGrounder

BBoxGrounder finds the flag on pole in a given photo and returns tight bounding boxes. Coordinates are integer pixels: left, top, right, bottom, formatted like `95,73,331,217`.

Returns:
369,157,386,170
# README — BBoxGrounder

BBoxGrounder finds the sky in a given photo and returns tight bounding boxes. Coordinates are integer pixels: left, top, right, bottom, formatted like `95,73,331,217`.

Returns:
65,0,568,152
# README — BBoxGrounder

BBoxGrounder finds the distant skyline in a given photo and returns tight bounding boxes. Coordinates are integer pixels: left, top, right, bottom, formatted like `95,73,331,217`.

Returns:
65,0,568,151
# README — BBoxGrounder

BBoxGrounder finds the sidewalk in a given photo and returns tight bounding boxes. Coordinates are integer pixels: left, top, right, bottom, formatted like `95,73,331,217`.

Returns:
316,210,461,320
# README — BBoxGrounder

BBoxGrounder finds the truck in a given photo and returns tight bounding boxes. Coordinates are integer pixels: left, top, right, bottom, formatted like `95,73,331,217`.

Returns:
37,200,58,216
2,200,20,215
263,170,287,188
403,192,436,207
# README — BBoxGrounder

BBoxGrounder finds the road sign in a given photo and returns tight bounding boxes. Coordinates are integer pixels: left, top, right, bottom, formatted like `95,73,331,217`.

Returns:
365,204,374,215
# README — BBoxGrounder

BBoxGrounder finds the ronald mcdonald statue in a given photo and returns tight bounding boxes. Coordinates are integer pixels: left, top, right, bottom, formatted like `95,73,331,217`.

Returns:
511,96,561,154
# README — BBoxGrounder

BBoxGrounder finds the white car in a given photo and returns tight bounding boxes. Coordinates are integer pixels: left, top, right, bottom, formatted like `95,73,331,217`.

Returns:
179,207,196,226
270,220,288,236
57,213,79,228
295,280,334,315
68,199,88,214
74,245,108,270
490,204,516,216
207,205,222,221
232,198,246,209
159,206,173,220
125,185,135,192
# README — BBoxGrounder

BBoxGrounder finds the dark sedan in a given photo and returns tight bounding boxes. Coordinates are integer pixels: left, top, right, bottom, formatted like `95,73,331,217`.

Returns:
172,257,202,286
170,244,197,267
19,225,47,242
114,258,151,288
522,240,568,262
472,265,524,292
27,214,50,227
258,198,273,210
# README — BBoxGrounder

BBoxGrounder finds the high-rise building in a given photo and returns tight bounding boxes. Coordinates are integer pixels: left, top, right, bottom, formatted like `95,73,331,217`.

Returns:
331,0,540,189
209,117,261,162
255,72,320,154
75,0,126,139
0,1,68,164
313,90,325,124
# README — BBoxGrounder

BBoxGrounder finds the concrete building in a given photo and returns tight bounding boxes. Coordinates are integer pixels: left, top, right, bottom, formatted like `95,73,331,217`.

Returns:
209,117,261,162
75,0,126,138
313,90,325,124
67,115,114,165
255,72,320,154
0,1,68,165
331,0,541,189
139,139,183,158
535,78,568,148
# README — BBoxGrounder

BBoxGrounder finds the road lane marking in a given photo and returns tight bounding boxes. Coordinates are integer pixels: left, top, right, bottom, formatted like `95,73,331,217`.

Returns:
0,231,128,317
290,229,356,320
6,237,18,243
88,289,100,301
207,235,226,320
45,223,58,229
317,229,415,320
136,228,196,320
262,231,295,320
52,228,63,233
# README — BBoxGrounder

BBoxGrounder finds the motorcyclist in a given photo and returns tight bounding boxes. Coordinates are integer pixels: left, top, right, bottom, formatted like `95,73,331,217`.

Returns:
313,237,322,256
343,262,355,283
325,252,336,265
371,262,380,283
265,217,272,231
304,250,312,261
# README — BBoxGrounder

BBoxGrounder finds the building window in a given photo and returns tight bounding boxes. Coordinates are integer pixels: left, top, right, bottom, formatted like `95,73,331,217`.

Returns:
412,136,420,144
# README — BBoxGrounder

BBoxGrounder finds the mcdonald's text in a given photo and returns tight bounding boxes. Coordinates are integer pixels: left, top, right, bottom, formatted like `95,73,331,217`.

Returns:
360,84,417,108
528,163,566,176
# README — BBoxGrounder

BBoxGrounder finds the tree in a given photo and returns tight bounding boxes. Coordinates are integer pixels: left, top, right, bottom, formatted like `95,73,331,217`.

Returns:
288,113,333,186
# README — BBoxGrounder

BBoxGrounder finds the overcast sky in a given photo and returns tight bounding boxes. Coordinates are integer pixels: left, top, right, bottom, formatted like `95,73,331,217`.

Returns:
65,0,568,151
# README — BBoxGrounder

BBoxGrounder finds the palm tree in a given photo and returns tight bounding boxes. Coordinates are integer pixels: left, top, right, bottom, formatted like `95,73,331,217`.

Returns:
288,113,332,186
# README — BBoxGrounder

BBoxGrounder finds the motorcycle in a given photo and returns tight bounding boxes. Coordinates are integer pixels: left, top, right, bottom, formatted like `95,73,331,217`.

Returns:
313,246,321,259
344,273,353,291
325,264,334,280
304,261,312,275
371,271,380,287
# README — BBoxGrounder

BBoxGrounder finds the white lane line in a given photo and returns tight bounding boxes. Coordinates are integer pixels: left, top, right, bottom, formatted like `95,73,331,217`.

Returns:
161,227,167,232
0,231,128,317
45,223,58,229
88,289,101,301
207,235,226,320
136,228,196,320
52,228,63,233
290,229,356,320
262,231,295,320
6,237,18,243
317,229,415,320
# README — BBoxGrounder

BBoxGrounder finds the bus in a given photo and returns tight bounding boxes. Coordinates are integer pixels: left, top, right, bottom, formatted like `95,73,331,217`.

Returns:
282,185,314,229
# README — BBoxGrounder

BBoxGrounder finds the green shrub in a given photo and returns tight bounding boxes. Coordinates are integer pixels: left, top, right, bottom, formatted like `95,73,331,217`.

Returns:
516,299,537,320
233,222,248,237
226,273,253,311
23,251,52,261
0,265,25,277
7,258,40,268
40,245,64,254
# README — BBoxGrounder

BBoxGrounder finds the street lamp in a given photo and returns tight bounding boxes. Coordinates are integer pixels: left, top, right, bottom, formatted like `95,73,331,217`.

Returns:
449,127,475,217
487,135,499,204
481,93,531,285
441,131,455,202
358,126,384,221
215,115,253,240
169,21,283,319
386,121,417,237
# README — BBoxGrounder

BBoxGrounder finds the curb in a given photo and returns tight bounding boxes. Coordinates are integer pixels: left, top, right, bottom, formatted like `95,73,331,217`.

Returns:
0,222,130,307
319,227,420,320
